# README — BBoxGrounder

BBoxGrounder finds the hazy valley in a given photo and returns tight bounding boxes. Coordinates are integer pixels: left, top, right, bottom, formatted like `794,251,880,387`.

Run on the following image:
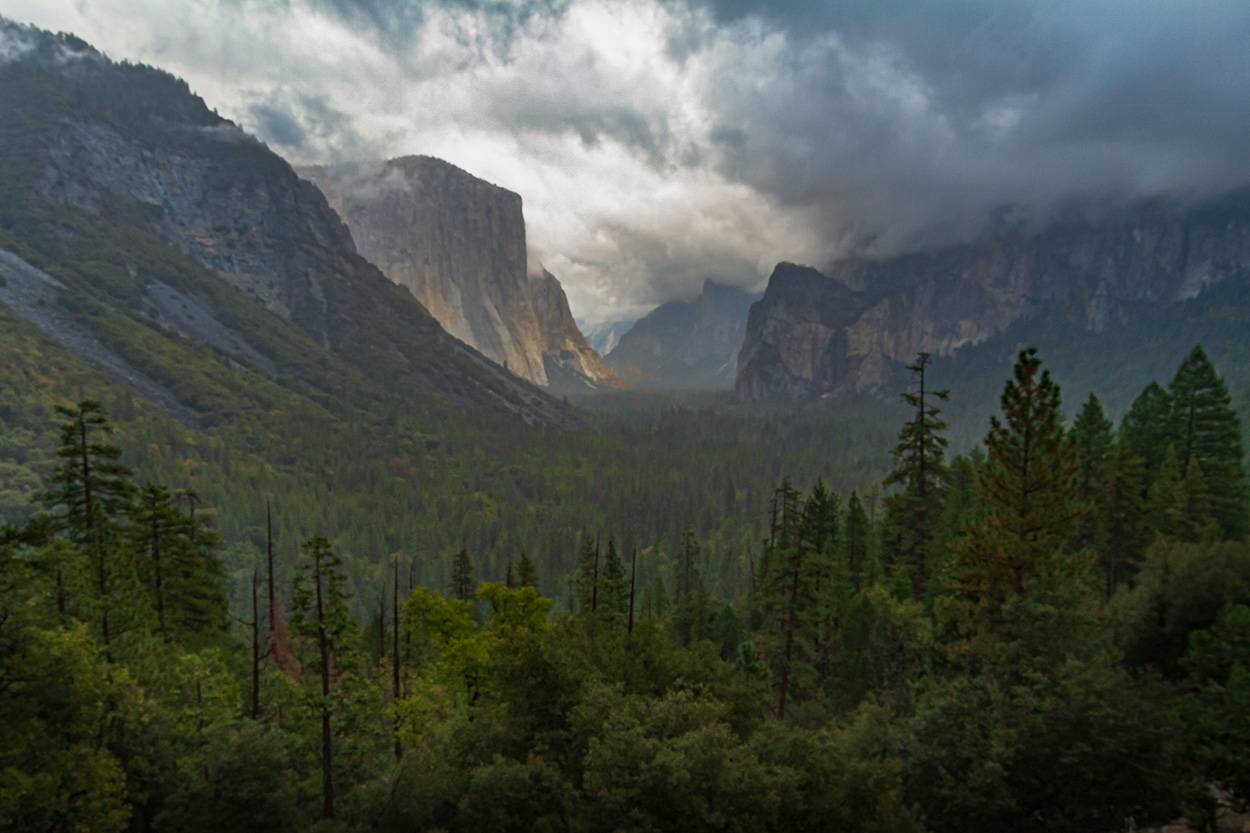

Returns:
2,8,1250,833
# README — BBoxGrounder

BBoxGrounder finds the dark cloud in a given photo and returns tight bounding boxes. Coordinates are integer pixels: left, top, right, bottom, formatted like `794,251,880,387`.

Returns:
246,100,306,148
245,90,380,161
688,0,1250,253
306,0,571,56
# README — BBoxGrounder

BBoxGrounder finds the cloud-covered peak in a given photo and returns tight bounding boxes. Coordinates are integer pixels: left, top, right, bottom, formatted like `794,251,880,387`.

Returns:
7,1,1250,325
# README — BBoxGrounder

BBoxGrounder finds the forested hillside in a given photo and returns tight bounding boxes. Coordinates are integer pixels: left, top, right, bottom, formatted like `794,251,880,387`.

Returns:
4,343,1248,832
0,301,902,613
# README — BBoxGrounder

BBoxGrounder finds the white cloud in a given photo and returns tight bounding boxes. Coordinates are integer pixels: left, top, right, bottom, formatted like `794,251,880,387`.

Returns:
4,0,826,325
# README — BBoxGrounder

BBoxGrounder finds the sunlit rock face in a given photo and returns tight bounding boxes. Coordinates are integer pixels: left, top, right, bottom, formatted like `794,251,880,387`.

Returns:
737,191,1250,402
302,156,617,394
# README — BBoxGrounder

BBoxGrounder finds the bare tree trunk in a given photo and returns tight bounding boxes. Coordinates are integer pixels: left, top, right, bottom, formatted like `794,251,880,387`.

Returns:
776,547,802,721
314,551,335,819
79,414,110,657
377,590,385,667
266,500,276,637
591,533,600,612
152,500,166,638
393,557,402,761
627,547,637,634
250,568,260,719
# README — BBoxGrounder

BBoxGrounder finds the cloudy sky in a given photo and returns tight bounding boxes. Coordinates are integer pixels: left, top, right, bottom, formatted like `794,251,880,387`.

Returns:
5,0,1250,325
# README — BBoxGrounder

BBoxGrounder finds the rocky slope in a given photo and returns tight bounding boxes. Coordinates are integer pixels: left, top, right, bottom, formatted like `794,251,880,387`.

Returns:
301,157,616,394
737,193,1250,402
0,20,572,427
607,280,760,389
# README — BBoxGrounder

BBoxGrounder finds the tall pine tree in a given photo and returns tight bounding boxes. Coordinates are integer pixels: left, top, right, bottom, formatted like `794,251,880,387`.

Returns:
1070,393,1115,552
1098,440,1150,597
946,349,1080,644
1121,382,1173,481
600,538,628,621
449,548,475,602
882,353,950,599
1166,346,1246,539
41,401,134,655
291,536,358,821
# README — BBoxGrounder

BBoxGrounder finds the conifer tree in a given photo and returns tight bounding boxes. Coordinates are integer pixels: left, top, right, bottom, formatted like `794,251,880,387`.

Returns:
1098,440,1150,596
291,536,357,820
768,487,812,720
266,499,276,638
127,484,227,641
128,484,182,638
1167,346,1246,538
576,536,598,612
947,349,1080,637
1070,393,1115,551
844,491,871,589
1181,457,1219,542
628,546,638,634
517,551,538,588
797,481,841,684
1149,447,1188,540
673,527,704,645
41,400,134,655
600,538,629,620
799,480,840,555
882,353,950,599
392,556,402,761
450,548,475,601
676,527,700,606
1121,382,1173,481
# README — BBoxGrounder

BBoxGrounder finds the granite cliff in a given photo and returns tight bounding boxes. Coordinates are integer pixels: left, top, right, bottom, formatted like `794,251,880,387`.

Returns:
301,157,616,394
607,280,760,389
737,193,1250,402
0,20,573,426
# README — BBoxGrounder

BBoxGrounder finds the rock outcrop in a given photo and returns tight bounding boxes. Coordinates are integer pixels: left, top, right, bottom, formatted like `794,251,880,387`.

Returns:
301,157,617,393
736,193,1250,402
607,280,760,389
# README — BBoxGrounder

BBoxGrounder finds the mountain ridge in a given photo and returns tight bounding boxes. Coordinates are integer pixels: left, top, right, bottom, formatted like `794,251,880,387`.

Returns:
737,190,1250,402
607,279,760,389
0,19,575,427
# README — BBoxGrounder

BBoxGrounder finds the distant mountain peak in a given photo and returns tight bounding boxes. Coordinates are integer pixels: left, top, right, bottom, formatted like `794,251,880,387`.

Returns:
736,189,1250,402
606,279,761,390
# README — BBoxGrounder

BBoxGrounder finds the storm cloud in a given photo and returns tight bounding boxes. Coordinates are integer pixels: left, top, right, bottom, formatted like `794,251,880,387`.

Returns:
7,0,1250,324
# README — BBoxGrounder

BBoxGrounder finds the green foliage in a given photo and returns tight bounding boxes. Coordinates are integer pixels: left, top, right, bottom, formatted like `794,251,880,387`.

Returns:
882,353,950,598
449,548,475,602
1115,538,1250,676
1167,346,1247,538
1070,393,1114,551
2,345,1249,831
1097,439,1151,596
943,348,1083,657
600,538,629,622
516,551,537,588
0,623,139,833
1180,604,1250,807
1122,381,1174,478
154,720,301,833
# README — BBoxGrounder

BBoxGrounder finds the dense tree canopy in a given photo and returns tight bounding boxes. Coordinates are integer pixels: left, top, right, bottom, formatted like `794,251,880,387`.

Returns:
2,345,1248,832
